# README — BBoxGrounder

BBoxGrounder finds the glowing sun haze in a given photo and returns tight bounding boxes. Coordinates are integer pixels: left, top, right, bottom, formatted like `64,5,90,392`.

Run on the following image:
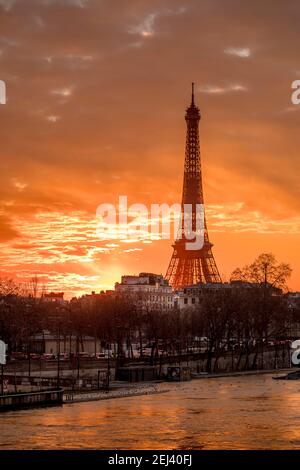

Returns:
0,0,300,297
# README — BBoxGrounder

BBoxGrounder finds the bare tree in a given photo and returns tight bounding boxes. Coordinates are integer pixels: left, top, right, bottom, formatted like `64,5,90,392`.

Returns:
231,253,292,291
0,278,20,297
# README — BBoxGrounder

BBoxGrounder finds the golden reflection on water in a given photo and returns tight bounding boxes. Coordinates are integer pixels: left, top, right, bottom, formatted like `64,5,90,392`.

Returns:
2,374,300,449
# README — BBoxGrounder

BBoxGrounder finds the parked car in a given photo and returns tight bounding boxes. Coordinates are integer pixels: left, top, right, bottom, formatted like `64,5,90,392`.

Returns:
141,347,152,356
90,352,106,359
29,353,41,360
41,353,55,360
57,353,69,361
76,352,91,359
11,352,27,360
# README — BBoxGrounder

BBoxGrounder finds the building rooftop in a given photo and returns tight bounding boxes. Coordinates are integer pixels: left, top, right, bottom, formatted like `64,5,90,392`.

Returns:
116,272,169,287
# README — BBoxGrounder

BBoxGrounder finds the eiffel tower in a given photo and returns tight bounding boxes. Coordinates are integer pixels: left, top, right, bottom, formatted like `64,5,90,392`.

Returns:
166,84,221,289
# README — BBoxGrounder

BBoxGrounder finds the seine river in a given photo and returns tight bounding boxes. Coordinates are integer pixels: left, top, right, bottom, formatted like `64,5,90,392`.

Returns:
1,373,300,449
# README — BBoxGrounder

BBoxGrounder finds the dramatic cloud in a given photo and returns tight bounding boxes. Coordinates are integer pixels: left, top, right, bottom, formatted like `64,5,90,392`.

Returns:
51,87,73,97
128,12,158,37
0,0,299,295
11,178,28,192
0,0,16,11
224,47,251,58
198,84,248,94
46,115,61,122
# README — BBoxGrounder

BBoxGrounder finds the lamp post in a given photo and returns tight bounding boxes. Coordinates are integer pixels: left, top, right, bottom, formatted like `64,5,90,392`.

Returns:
77,335,80,379
51,312,63,390
25,305,32,378
0,361,4,395
0,340,7,395
107,343,110,391
57,321,61,389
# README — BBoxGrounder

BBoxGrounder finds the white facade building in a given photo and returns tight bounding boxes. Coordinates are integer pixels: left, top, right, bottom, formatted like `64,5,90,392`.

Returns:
115,273,174,311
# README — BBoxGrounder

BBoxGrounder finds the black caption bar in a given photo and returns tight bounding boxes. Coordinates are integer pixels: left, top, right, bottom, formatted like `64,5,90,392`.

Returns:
1,450,300,469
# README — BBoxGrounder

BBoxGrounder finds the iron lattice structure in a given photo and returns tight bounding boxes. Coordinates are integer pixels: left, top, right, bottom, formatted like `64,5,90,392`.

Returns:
166,84,221,289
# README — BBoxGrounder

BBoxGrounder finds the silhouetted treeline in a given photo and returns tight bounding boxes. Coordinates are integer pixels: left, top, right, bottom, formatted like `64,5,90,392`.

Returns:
0,282,299,362
0,254,298,366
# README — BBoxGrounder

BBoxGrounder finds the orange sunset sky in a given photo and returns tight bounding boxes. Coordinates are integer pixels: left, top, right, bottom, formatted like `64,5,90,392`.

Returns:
0,0,300,297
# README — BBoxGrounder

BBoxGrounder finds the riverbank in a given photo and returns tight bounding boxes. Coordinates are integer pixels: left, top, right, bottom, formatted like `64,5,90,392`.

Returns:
63,368,295,404
192,367,293,379
64,383,170,404
0,389,63,412
1,367,294,409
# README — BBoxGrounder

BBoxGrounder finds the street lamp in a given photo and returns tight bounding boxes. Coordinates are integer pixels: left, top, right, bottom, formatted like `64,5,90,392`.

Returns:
57,321,61,389
51,312,63,390
0,340,7,395
106,342,111,391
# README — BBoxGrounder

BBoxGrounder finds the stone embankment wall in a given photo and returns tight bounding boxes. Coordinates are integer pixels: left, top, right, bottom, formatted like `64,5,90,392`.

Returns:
159,345,291,375
0,389,63,412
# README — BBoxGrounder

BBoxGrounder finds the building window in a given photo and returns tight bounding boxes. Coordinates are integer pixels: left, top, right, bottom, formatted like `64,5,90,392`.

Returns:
192,298,195,304
184,298,188,304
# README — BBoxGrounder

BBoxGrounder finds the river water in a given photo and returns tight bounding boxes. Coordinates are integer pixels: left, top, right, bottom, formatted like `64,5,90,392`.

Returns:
1,373,300,449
